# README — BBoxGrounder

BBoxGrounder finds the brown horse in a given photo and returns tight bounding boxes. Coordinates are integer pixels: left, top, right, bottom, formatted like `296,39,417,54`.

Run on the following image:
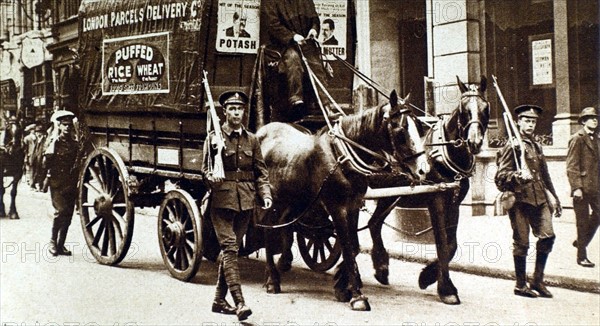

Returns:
255,90,430,311
368,76,490,305
0,117,25,219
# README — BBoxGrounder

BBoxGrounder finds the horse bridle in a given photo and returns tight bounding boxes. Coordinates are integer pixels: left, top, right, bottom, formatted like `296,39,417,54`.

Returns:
385,107,425,163
456,88,488,146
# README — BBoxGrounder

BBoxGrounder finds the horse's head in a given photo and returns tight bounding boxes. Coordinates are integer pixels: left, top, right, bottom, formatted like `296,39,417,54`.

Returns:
456,76,490,154
1,118,23,157
383,90,430,182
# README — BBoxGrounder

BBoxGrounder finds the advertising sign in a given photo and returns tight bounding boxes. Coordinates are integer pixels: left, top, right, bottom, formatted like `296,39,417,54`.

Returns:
314,0,347,60
102,32,170,95
215,0,260,54
531,37,553,86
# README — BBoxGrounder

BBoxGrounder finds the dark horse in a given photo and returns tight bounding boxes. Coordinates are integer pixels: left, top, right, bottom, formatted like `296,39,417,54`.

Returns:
255,90,430,311
368,76,490,304
0,117,25,219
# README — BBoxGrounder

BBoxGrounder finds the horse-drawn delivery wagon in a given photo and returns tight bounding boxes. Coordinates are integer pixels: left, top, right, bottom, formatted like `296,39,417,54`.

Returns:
76,0,355,281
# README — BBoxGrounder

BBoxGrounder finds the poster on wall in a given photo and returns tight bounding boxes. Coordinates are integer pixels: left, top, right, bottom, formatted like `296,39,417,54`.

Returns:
530,36,553,86
215,0,260,54
314,0,347,61
102,32,170,95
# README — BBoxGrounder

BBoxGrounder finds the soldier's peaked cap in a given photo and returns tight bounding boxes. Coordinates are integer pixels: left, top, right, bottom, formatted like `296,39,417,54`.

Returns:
51,110,75,123
219,91,248,107
514,104,543,118
578,107,599,123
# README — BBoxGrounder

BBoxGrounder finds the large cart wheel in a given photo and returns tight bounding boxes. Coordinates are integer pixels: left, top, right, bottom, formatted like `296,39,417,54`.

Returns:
296,230,342,272
158,189,203,281
79,148,134,265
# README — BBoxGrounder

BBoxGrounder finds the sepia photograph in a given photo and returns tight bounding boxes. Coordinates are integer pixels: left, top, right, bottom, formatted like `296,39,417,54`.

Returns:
1,0,599,325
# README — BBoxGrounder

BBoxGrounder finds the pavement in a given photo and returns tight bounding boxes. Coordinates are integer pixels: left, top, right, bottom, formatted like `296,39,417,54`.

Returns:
358,201,600,294
7,181,600,295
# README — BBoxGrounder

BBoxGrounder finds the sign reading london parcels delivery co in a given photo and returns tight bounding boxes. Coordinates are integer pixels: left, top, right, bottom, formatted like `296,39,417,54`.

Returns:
102,32,170,95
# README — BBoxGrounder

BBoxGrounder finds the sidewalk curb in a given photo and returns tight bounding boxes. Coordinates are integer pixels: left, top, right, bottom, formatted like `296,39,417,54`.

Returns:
361,247,600,294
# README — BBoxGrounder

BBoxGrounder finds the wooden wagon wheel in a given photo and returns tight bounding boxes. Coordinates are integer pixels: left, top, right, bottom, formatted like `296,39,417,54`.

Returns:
79,148,134,265
158,189,203,281
296,229,342,272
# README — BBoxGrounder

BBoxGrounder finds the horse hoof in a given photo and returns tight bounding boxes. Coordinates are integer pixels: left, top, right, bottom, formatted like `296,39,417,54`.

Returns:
9,212,19,220
350,295,371,311
266,283,281,294
334,289,352,302
418,269,436,290
0,211,6,218
374,268,389,285
440,294,461,305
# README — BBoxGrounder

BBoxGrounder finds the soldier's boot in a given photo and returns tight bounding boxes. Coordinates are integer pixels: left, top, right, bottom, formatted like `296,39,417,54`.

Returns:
513,256,537,298
230,284,252,321
531,253,552,298
49,225,60,256
56,226,72,256
211,258,236,315
222,250,252,321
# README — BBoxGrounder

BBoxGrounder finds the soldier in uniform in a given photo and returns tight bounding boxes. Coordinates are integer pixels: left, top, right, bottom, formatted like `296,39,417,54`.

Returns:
566,107,600,268
495,104,562,298
202,91,272,321
44,110,79,256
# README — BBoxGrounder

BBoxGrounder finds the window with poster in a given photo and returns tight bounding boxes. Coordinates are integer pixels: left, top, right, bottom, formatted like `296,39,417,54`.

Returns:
529,33,554,89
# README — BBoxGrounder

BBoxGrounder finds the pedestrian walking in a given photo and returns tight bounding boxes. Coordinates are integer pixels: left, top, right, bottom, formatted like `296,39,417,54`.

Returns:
44,110,79,256
31,124,48,192
495,104,562,298
566,106,600,268
202,91,272,321
23,126,37,185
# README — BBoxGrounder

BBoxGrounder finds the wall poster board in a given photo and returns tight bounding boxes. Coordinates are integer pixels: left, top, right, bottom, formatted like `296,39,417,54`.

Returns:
215,0,260,54
529,33,554,88
314,0,347,61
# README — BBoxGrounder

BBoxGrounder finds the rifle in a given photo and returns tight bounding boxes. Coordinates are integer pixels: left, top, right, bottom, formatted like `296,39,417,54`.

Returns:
491,75,531,179
202,70,226,179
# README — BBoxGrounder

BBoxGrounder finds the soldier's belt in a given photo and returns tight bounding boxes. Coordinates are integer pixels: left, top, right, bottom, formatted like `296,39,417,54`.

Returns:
224,170,254,181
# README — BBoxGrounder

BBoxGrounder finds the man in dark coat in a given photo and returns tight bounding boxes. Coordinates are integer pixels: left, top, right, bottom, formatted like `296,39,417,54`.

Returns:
262,0,329,110
44,110,79,256
202,91,272,321
495,104,562,298
566,106,600,268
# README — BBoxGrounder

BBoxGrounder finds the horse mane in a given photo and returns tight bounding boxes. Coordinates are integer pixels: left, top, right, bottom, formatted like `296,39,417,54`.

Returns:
338,104,386,142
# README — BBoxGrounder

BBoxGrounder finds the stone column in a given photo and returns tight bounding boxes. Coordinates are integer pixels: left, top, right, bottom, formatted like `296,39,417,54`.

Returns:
428,0,486,215
429,0,481,113
352,0,376,113
551,0,575,149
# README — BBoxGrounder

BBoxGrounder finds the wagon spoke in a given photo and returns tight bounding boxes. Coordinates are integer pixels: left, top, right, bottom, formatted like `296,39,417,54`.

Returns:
82,202,95,208
318,245,326,262
323,238,334,252
92,220,106,247
112,210,126,226
108,220,117,256
111,213,124,240
165,205,176,223
83,181,103,196
85,216,102,229
101,220,110,256
88,165,105,192
311,243,319,263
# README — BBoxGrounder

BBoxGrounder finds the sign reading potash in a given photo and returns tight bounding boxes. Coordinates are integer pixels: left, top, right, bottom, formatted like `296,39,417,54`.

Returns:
102,32,170,95
215,0,260,54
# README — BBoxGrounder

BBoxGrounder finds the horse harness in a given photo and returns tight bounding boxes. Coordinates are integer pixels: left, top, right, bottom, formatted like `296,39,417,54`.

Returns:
426,89,486,180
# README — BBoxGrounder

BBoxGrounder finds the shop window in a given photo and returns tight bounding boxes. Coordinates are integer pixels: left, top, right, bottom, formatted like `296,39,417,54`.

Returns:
485,0,555,146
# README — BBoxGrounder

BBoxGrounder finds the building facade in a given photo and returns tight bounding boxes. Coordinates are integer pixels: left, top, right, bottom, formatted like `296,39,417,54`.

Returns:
2,0,598,213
